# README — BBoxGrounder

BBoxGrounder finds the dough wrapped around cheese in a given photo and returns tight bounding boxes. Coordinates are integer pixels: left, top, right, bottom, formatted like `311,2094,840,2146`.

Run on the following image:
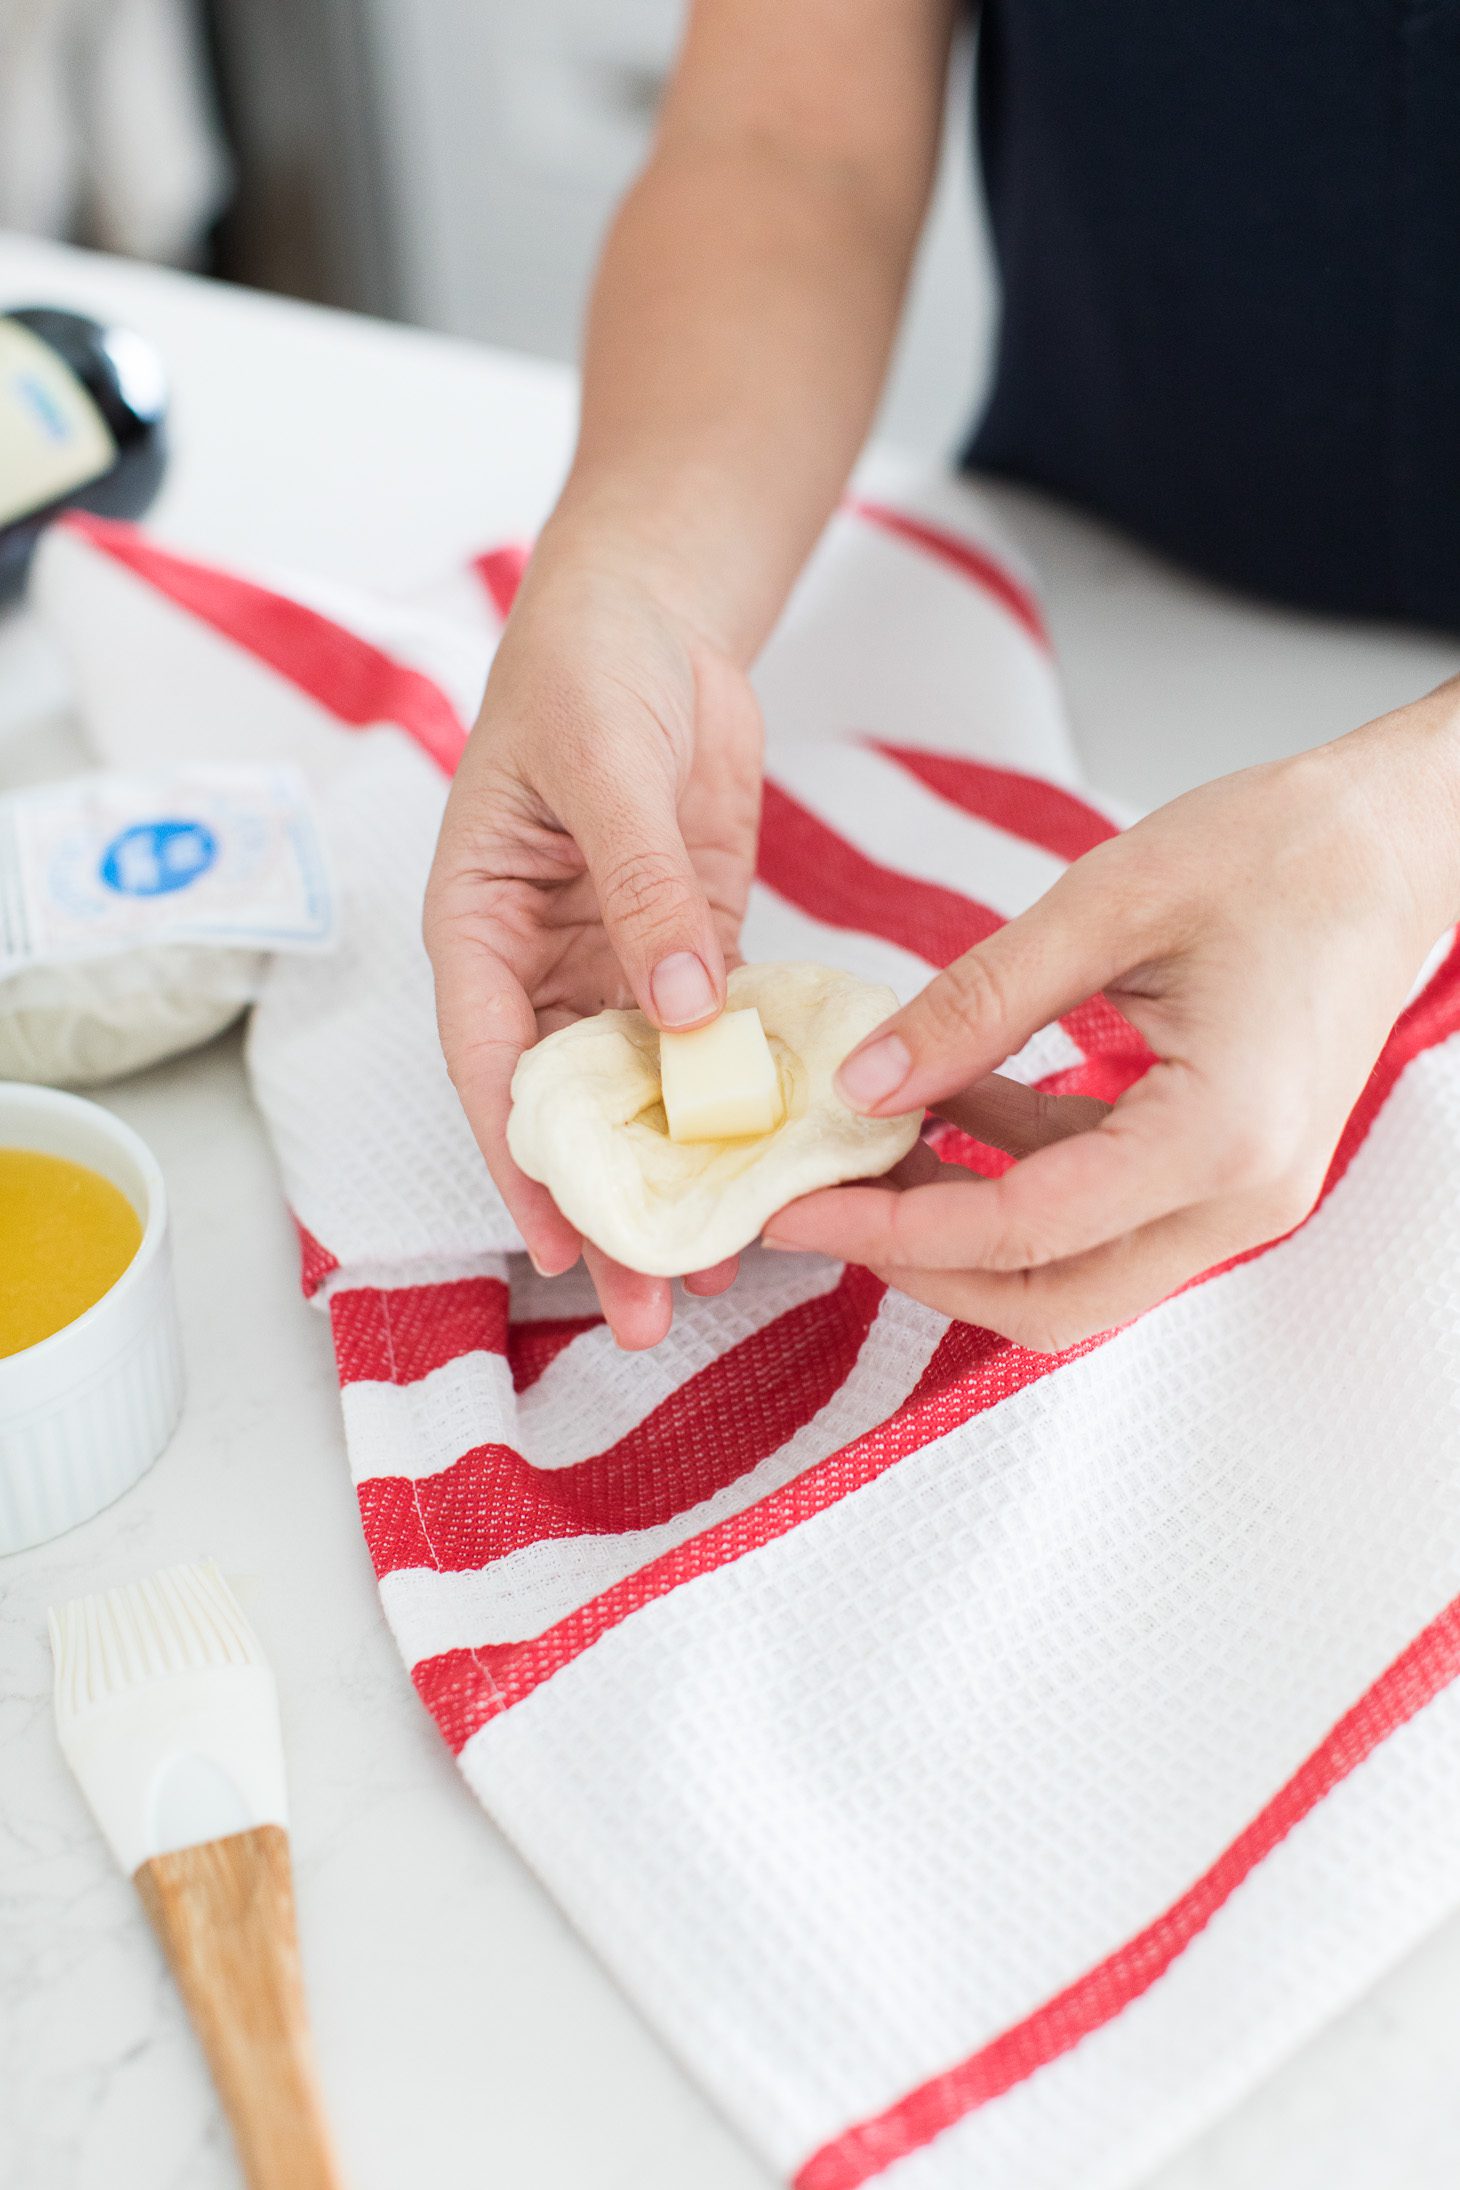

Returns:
506,962,924,1276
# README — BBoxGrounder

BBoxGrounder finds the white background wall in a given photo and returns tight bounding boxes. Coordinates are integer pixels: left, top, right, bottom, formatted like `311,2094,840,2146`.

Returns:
357,0,996,458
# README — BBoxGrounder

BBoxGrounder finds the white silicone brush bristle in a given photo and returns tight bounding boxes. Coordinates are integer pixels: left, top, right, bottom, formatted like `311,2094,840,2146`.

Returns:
48,1559,287,1875
49,1560,261,1725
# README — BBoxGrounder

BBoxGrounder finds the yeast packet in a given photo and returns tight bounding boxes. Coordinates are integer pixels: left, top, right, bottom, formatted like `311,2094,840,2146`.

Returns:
0,765,335,1085
0,764,334,974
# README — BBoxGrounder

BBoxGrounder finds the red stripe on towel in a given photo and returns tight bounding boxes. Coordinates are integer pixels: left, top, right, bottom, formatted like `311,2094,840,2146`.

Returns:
332,1276,510,1385
509,1314,605,1393
293,1218,339,1299
872,743,1119,864
863,745,1145,1082
793,1590,1460,2190
926,1124,1017,1179
846,500,1050,652
758,779,1148,1092
332,1279,603,1392
410,936,1460,1749
410,1313,1075,1747
471,543,531,619
361,1264,885,1576
759,778,1005,962
71,516,469,774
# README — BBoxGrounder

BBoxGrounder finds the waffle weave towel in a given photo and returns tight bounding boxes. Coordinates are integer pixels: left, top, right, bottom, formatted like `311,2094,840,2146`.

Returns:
33,483,1460,2190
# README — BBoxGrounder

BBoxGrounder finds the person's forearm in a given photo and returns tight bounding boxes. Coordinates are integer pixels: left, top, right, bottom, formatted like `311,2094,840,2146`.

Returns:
533,4,955,663
553,139,922,657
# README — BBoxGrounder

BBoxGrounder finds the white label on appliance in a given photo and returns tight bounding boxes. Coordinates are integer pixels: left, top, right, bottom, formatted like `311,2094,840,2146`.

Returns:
0,765,336,975
0,320,117,522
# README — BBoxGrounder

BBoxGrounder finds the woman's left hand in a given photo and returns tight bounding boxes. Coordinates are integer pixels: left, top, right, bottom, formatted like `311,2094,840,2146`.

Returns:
764,686,1460,1350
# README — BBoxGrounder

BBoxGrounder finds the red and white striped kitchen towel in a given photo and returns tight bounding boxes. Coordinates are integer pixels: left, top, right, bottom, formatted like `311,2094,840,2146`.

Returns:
34,484,1460,2190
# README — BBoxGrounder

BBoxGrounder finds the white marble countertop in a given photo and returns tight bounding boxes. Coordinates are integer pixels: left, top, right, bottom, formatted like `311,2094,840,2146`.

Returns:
2,231,1459,2190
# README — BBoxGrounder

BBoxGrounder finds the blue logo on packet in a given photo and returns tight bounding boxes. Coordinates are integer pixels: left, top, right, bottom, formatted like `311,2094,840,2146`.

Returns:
99,818,218,896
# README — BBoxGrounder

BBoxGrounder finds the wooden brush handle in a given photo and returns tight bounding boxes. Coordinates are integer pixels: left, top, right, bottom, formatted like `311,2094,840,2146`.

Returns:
135,1825,345,2190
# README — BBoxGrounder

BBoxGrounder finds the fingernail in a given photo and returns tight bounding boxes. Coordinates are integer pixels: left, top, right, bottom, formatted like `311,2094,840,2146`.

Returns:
761,1236,798,1251
836,1033,912,1112
651,951,717,1028
528,1243,579,1279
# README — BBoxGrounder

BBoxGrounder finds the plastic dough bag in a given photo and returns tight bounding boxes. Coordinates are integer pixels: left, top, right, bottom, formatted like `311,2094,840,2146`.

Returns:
0,944,268,1085
508,962,924,1275
0,765,334,1086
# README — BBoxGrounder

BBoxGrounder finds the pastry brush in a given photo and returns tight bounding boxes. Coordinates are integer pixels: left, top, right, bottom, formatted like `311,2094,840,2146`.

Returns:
49,1559,345,2190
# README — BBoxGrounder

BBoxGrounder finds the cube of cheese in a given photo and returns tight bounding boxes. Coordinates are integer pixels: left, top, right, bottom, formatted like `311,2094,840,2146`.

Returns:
660,1007,782,1144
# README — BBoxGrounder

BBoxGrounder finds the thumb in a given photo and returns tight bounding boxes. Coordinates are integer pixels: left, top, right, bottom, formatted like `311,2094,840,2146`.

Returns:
571,766,727,1030
835,869,1134,1116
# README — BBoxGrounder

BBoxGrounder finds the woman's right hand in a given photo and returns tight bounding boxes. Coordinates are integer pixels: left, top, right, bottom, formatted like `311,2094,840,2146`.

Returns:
424,546,765,1348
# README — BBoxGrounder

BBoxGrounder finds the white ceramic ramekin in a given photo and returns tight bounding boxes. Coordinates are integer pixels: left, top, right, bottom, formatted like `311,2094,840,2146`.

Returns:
0,1083,183,1554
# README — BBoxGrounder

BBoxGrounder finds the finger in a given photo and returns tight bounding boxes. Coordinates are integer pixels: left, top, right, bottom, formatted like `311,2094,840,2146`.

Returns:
933,1074,1112,1158
583,1242,674,1350
774,1063,1269,1274
765,1174,983,1269
428,918,581,1275
683,1255,740,1298
569,762,727,1033
762,1136,982,1259
867,1194,1252,1353
933,1056,1307,1270
759,1094,1067,1259
833,857,1138,1117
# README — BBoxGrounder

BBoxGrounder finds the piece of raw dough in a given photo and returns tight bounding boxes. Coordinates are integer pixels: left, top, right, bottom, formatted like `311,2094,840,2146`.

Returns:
507,962,923,1276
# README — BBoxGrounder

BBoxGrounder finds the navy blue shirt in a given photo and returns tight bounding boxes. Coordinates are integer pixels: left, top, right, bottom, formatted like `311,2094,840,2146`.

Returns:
967,2,1460,628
